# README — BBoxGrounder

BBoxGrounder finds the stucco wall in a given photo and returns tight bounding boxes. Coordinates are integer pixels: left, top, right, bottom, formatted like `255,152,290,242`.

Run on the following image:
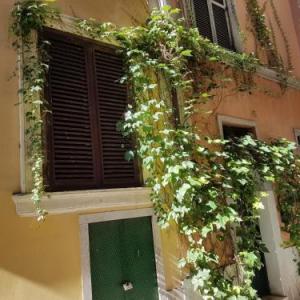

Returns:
194,77,300,141
0,198,82,300
235,0,300,79
0,1,150,300
1,0,300,299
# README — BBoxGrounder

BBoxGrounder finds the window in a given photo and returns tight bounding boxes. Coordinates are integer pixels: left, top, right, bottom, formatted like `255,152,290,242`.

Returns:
223,125,255,139
43,29,141,192
188,0,235,50
294,129,300,147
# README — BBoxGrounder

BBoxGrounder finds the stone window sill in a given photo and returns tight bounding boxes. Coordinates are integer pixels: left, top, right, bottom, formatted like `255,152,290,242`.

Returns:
262,296,288,300
257,66,300,90
12,187,151,217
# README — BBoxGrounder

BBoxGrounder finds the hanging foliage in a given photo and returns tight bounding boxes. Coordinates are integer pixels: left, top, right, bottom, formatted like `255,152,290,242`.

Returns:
11,0,59,220
10,0,300,298
245,0,291,87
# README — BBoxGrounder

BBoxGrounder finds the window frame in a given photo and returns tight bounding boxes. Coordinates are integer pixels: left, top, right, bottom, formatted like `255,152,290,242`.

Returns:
217,115,258,139
208,0,234,47
182,0,243,52
41,28,142,192
216,114,291,297
294,128,300,148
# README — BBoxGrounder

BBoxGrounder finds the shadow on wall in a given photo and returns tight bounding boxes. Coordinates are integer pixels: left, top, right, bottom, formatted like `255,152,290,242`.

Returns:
0,191,82,299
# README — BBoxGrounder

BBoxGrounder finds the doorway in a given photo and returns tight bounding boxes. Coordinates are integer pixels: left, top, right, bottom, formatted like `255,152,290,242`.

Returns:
89,216,159,300
222,121,271,297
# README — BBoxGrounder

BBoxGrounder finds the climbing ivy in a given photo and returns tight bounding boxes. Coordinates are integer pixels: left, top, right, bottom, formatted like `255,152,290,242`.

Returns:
10,0,300,298
11,0,59,220
245,0,291,86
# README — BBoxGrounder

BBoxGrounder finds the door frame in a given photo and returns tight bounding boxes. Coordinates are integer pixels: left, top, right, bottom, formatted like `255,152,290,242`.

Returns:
217,114,290,297
79,208,167,300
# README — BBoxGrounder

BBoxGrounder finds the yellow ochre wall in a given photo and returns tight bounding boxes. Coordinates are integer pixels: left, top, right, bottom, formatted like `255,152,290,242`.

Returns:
0,1,149,300
0,0,300,300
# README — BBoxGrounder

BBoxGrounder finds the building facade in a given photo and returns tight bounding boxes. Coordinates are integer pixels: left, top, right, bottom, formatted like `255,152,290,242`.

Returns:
0,0,300,299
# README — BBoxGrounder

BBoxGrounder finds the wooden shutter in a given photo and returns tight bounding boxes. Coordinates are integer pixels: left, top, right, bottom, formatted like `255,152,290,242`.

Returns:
193,0,213,41
44,32,99,191
43,29,140,191
192,0,234,50
211,1,233,50
94,47,139,187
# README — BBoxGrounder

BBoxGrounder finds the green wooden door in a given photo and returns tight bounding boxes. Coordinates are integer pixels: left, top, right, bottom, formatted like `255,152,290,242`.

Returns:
89,217,159,300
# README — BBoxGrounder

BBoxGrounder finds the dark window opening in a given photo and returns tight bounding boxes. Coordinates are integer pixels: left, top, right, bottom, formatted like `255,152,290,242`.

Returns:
223,124,255,139
43,28,141,192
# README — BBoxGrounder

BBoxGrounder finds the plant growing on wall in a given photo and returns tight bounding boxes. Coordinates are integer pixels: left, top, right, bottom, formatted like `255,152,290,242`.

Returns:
10,0,300,298
11,0,59,220
245,0,292,85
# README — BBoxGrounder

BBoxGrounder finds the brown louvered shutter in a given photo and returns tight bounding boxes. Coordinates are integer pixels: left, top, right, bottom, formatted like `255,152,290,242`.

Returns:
193,0,213,41
192,0,234,50
211,1,234,50
94,47,140,187
43,29,140,191
44,32,99,191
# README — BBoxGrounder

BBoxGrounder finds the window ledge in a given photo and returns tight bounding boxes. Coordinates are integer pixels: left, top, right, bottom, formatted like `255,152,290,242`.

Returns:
257,66,300,90
12,187,152,217
262,296,288,300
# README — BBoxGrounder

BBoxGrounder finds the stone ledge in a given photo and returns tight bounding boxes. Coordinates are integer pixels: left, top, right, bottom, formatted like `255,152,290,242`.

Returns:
257,66,300,90
262,296,288,300
12,187,152,217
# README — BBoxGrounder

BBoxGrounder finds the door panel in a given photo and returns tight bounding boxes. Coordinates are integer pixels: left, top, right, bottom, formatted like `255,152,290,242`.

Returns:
89,217,159,300
120,218,159,300
89,220,124,300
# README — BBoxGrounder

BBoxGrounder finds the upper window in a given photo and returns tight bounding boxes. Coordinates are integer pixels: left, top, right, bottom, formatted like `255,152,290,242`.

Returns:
43,29,141,192
294,129,300,147
190,0,235,50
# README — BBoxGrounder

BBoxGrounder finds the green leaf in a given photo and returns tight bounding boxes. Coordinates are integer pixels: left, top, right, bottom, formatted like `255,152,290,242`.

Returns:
201,225,213,237
162,5,171,11
176,183,191,202
180,49,192,57
206,200,217,211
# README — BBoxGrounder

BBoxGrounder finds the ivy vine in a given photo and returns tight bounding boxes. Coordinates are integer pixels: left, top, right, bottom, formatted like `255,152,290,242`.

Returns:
245,0,291,86
11,0,59,220
10,0,300,298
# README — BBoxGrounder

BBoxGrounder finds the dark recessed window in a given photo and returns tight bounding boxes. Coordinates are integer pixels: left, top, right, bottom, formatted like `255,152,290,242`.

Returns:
294,129,300,147
223,125,255,139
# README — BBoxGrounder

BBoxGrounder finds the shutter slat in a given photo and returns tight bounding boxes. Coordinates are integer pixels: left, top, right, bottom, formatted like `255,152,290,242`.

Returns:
44,29,140,191
193,0,213,41
95,49,139,184
212,3,233,50
46,35,98,190
192,0,234,50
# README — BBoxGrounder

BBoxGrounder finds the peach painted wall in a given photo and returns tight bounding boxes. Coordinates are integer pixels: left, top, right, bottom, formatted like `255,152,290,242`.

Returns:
235,0,300,78
289,0,300,51
193,75,300,142
168,0,300,143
